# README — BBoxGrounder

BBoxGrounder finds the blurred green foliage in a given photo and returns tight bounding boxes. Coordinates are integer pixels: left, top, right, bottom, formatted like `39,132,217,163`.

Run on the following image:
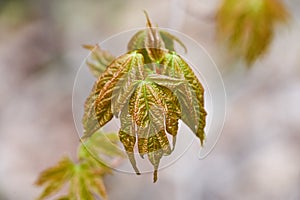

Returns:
35,132,124,200
216,0,289,65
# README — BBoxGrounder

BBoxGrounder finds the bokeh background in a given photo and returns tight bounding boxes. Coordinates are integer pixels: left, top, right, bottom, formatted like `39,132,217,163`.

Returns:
0,0,299,199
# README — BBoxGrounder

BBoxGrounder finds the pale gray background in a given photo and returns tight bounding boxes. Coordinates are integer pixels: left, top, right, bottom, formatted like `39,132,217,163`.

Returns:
0,0,299,199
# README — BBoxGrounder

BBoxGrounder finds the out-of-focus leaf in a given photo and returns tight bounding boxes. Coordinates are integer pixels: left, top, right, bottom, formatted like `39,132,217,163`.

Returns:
83,44,115,77
36,131,123,200
216,0,289,65
56,196,70,200
127,30,147,51
35,157,74,200
159,31,187,53
79,131,125,170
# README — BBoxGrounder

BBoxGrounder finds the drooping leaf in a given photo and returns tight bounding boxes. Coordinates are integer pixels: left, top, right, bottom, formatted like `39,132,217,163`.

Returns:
162,52,207,145
79,131,125,170
35,157,74,200
122,81,181,182
83,44,115,77
82,52,144,138
80,11,207,183
216,0,289,65
36,131,122,200
119,104,140,175
127,30,147,52
159,31,187,53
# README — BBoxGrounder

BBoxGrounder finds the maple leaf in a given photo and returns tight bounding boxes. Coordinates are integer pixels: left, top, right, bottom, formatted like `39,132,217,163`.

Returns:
82,52,144,138
82,12,207,182
161,52,207,144
83,44,115,77
123,81,181,182
216,0,289,65
36,132,123,200
127,11,187,55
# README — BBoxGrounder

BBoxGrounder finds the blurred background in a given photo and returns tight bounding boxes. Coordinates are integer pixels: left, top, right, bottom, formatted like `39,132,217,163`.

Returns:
0,0,299,199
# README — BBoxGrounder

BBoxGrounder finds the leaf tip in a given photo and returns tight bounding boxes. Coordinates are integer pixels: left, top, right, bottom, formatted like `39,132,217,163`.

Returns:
143,10,152,28
153,169,158,183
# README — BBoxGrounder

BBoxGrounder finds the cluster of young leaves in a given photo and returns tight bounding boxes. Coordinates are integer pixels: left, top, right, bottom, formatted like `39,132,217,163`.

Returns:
35,132,124,200
216,0,289,65
83,12,207,182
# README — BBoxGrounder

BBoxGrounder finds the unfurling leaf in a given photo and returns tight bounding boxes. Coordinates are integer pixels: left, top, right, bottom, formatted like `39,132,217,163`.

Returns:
216,0,289,65
82,52,144,138
82,12,206,182
35,157,74,200
83,44,115,77
162,52,207,144
36,132,123,200
127,11,187,54
120,81,180,182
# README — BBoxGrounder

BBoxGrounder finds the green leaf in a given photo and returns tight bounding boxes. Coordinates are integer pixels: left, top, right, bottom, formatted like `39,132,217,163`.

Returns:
159,31,187,53
89,177,108,200
110,55,144,116
80,11,207,183
216,0,289,65
119,103,140,175
143,11,165,62
162,52,207,145
83,44,115,77
146,74,185,89
127,30,146,51
78,173,94,200
36,130,122,200
56,196,71,200
35,157,74,200
127,11,187,57
79,132,125,172
82,51,144,138
120,81,181,182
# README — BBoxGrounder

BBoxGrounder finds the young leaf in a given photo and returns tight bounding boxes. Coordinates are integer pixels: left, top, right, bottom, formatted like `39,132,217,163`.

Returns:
159,31,187,53
127,30,147,51
36,131,122,200
123,81,181,182
119,104,140,175
162,52,207,145
35,157,75,200
82,52,144,138
79,131,125,170
216,0,289,65
83,44,115,77
81,12,207,183
127,12,187,54
143,11,166,62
